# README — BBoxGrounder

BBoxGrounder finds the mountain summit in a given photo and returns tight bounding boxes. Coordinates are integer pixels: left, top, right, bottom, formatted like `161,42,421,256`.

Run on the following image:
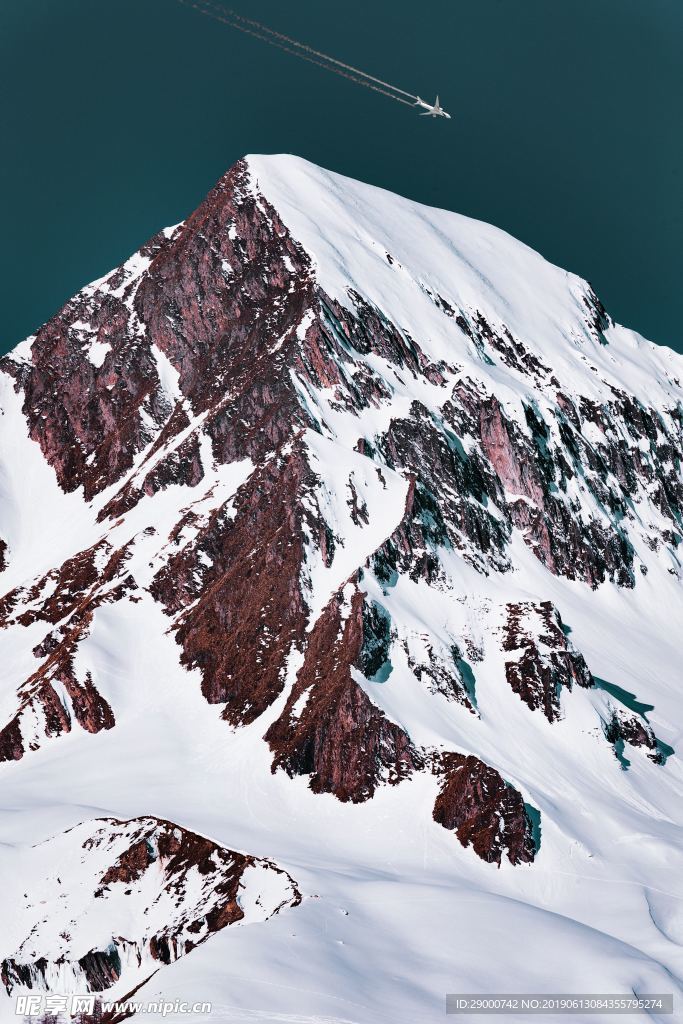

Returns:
0,156,681,1022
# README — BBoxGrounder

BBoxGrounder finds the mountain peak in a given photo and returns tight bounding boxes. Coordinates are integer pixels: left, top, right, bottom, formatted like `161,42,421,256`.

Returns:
0,156,681,1020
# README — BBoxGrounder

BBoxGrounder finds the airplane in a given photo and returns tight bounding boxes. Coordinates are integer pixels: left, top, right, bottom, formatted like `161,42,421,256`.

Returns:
414,95,451,119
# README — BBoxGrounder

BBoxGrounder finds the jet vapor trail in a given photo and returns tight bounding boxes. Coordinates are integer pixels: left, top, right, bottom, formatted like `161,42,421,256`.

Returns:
177,0,417,106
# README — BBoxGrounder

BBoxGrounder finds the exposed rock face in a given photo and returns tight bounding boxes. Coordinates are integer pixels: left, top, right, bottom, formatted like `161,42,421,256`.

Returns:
477,396,628,586
1,816,300,995
150,447,313,727
266,581,421,802
4,235,174,503
0,540,135,761
502,601,593,721
0,716,23,763
0,539,111,631
0,620,117,764
604,709,664,766
372,415,510,581
433,753,537,866
2,163,314,504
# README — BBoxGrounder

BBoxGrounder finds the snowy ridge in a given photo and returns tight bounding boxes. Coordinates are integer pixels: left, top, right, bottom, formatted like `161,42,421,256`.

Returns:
1,816,300,998
0,155,681,1023
247,154,681,407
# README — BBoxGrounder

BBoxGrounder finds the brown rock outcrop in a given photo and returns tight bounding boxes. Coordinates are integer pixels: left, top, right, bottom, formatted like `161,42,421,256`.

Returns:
433,753,537,866
502,601,593,721
266,582,421,802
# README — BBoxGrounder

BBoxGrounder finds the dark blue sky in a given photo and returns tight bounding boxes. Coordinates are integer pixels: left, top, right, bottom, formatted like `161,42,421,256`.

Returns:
1,0,681,355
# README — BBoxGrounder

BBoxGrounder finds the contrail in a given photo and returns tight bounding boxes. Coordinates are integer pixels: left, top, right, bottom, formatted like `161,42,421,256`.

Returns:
177,0,418,107
186,0,417,99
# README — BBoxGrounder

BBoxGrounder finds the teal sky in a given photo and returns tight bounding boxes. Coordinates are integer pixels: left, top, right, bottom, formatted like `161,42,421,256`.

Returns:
1,0,681,355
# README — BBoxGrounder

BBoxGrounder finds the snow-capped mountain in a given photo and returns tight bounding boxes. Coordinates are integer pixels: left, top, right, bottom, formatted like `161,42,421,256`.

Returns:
0,155,681,1023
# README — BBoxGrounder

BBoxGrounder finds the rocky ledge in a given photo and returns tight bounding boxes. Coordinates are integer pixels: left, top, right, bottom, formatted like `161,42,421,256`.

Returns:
433,752,538,866
1,816,300,996
502,601,593,721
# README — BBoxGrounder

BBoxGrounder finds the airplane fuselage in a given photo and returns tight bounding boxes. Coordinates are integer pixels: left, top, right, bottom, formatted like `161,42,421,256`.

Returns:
415,95,451,119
